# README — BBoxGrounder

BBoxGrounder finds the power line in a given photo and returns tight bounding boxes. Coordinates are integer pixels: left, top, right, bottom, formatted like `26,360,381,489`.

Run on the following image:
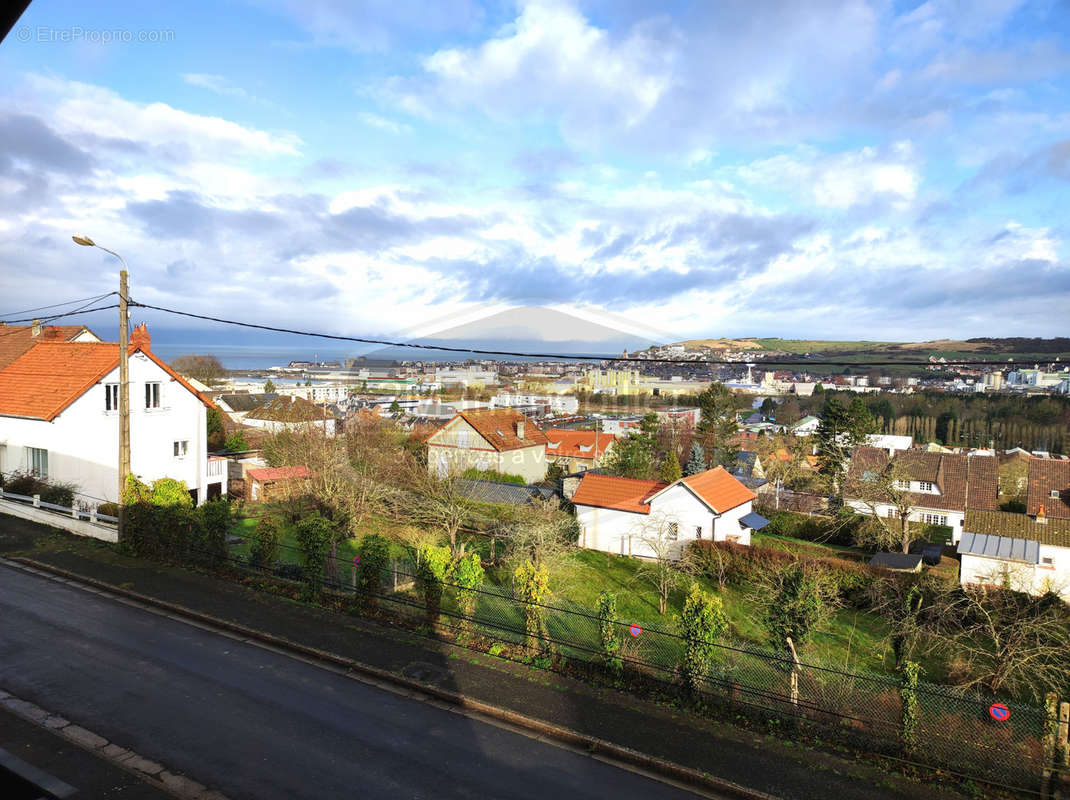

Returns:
0,304,120,337
129,300,1033,368
0,292,116,319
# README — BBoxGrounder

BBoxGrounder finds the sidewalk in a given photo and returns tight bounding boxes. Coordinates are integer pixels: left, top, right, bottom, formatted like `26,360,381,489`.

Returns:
2,519,980,800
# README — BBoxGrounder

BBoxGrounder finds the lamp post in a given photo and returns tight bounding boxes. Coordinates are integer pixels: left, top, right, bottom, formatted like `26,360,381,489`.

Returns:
73,235,130,538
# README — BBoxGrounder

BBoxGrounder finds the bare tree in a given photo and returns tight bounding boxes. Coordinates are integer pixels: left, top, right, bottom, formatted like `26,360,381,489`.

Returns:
921,585,1070,701
169,354,226,387
407,473,474,556
848,461,919,553
634,512,689,615
499,499,577,571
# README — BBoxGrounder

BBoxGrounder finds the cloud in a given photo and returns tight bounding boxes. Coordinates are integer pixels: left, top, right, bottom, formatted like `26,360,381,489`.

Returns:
182,73,252,100
356,112,412,135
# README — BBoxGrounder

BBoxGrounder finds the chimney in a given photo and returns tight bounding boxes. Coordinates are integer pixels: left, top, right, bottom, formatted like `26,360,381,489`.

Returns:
1037,504,1047,524
31,318,41,337
516,419,526,440
130,322,151,350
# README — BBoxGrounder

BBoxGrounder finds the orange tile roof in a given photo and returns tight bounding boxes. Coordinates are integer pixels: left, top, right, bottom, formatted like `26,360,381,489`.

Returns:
545,428,615,459
679,466,756,513
454,408,548,451
246,465,311,482
1027,458,1070,519
0,341,215,421
0,325,98,370
572,473,668,514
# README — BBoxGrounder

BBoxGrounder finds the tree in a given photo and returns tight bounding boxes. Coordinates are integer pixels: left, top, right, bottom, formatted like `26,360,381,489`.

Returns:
635,512,687,614
169,354,226,387
353,533,391,609
815,397,876,501
757,562,839,652
513,560,550,650
658,450,682,483
410,475,473,556
679,584,729,695
389,400,401,414
206,407,225,451
249,516,281,571
414,544,451,626
935,410,957,445
500,499,576,571
760,397,777,419
696,383,739,468
224,430,249,452
848,459,920,553
264,379,276,393
602,418,657,479
684,441,706,476
922,586,1070,701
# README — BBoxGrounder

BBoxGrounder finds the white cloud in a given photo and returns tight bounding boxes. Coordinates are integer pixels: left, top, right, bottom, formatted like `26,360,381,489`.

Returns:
182,73,250,100
357,112,412,135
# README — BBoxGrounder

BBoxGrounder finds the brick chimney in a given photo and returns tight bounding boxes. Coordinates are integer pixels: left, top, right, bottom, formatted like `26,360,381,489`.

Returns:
130,323,151,350
1037,504,1047,524
516,419,525,440
31,318,41,337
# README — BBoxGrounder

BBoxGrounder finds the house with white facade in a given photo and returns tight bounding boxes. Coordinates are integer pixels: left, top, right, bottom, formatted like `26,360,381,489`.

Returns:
243,395,339,436
845,447,999,543
0,325,224,507
426,408,548,483
791,415,821,436
491,393,579,415
544,428,616,473
572,466,768,560
957,509,1070,601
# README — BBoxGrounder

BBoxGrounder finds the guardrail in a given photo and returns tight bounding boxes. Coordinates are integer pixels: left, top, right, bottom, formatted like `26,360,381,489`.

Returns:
0,490,118,542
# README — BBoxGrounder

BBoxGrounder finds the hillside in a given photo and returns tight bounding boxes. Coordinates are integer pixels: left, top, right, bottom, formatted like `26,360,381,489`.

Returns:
657,337,1070,357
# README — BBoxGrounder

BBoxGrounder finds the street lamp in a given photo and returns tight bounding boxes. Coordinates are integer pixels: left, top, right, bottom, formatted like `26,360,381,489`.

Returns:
73,235,130,536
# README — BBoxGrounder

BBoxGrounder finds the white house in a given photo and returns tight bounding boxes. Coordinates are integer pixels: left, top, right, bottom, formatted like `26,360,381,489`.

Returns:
572,466,768,560
792,415,821,436
957,509,1070,601
491,393,579,415
0,325,224,507
242,395,339,436
845,447,999,543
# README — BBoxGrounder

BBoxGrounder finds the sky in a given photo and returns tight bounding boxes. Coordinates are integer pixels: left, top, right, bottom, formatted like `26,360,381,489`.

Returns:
1,0,1068,348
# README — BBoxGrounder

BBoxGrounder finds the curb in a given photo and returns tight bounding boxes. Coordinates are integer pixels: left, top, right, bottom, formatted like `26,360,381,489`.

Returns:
0,687,227,800
3,555,776,800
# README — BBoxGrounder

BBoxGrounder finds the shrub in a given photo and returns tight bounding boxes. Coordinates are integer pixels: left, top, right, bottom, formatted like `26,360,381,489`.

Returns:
194,499,231,567
449,551,485,633
151,478,194,508
415,544,451,626
1,472,40,496
461,467,527,485
123,502,197,562
354,533,391,609
250,517,281,570
597,590,622,676
680,584,729,695
1,472,77,507
513,561,550,650
38,481,76,508
294,514,332,602
97,502,120,518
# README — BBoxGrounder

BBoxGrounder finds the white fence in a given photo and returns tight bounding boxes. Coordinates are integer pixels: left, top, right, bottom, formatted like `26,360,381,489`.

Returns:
0,490,118,543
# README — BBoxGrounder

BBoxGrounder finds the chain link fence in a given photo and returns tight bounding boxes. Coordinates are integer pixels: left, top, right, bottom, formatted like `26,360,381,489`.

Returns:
214,536,1057,794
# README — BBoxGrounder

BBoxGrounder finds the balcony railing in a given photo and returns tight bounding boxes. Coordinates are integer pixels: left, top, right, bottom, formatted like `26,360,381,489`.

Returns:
207,456,226,477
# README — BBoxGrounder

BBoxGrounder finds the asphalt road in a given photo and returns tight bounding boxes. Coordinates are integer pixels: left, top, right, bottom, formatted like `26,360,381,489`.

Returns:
0,564,707,800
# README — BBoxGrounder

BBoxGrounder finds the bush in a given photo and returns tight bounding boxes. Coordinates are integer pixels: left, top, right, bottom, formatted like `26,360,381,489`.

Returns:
461,467,527,485
449,551,485,634
123,503,197,562
354,533,391,609
1,472,77,507
193,499,231,567
97,502,120,518
250,517,281,571
1,472,39,496
415,545,451,626
294,514,331,602
761,508,863,547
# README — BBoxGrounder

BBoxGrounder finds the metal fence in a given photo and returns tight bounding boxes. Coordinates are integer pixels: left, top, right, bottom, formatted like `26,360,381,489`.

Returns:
213,536,1059,794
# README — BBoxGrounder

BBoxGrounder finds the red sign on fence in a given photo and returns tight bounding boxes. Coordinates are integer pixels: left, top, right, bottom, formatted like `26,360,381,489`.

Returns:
989,703,1010,722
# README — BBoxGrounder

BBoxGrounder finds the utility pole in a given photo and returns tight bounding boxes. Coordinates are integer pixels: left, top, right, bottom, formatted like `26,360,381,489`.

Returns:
118,268,130,532
73,235,131,540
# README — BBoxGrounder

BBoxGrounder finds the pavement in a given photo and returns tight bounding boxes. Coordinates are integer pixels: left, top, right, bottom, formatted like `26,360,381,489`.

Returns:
0,517,980,800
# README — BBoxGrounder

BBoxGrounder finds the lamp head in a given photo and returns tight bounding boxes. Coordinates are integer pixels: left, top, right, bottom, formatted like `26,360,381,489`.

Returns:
72,235,95,247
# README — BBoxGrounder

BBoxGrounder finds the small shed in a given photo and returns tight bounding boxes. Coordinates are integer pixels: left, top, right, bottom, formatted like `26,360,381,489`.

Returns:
869,552,924,572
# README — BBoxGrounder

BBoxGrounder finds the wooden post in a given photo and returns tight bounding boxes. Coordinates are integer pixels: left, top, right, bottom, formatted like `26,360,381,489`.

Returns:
1059,701,1069,768
786,636,800,709
118,268,130,539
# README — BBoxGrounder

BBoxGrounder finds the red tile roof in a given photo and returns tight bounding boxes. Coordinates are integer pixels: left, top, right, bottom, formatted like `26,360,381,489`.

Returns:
572,473,668,514
449,408,548,451
1027,458,1070,519
246,465,311,482
679,466,756,513
0,325,99,370
545,429,615,459
0,341,215,421
846,447,999,512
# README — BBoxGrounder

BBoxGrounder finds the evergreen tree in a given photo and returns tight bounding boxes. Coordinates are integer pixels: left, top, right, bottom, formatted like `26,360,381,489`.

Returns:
696,382,739,468
815,397,876,501
264,379,276,393
659,450,682,483
684,442,706,476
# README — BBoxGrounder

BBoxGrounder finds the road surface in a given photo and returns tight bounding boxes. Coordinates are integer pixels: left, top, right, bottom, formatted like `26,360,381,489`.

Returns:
0,563,708,799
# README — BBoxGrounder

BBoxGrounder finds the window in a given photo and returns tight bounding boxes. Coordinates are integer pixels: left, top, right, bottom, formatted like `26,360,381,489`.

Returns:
145,382,161,409
895,480,910,490
105,383,118,411
173,440,188,458
1051,490,1061,499
921,513,947,526
1041,556,1054,566
886,508,897,518
26,447,48,478
667,522,678,541
919,481,934,492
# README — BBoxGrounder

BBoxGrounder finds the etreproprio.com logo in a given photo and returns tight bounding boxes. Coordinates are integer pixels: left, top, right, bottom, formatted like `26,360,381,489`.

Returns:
16,26,176,44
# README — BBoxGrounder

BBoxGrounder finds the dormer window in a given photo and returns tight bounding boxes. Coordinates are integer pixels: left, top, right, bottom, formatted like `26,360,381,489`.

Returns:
547,441,560,449
919,481,934,492
1051,490,1060,499
895,479,910,490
